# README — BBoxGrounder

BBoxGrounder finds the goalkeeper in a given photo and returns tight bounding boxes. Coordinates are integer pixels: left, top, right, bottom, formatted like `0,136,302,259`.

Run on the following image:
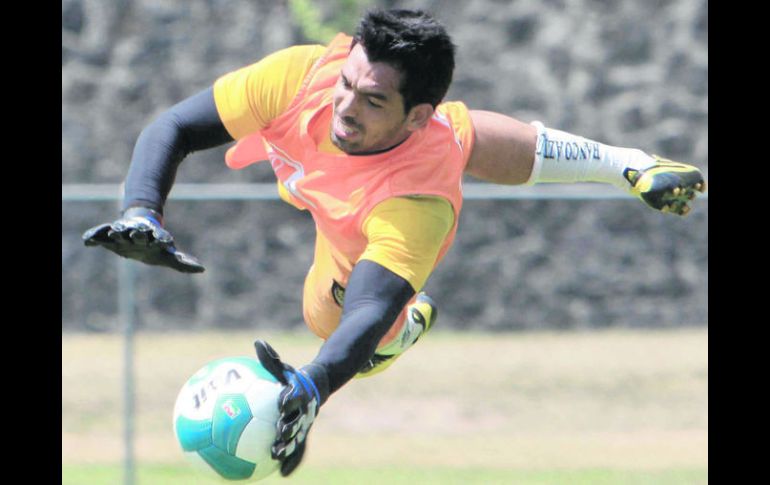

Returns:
83,8,706,477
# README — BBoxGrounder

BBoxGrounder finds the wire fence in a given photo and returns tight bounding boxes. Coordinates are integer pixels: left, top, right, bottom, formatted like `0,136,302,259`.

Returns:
61,182,708,202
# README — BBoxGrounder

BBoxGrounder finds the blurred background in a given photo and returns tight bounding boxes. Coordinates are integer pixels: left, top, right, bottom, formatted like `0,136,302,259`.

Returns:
62,0,707,483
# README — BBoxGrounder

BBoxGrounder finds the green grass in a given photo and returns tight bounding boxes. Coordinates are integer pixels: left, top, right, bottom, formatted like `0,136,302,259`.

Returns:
63,329,708,484
62,463,708,485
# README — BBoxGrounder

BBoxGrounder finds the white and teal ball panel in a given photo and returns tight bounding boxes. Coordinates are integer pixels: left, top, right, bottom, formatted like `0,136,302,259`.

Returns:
173,356,283,482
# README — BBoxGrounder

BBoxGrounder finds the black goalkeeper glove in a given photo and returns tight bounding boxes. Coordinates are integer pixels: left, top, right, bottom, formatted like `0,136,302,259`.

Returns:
82,207,205,273
254,339,329,477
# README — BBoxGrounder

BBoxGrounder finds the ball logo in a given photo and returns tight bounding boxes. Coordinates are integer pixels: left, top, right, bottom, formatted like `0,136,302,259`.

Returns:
192,368,243,409
222,399,241,419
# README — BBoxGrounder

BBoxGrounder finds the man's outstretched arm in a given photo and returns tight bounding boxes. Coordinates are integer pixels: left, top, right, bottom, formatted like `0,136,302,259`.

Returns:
122,87,234,213
82,87,233,272
255,259,416,476
465,110,706,215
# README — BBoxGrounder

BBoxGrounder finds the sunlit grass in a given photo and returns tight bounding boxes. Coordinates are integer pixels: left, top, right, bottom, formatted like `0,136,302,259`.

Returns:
63,328,707,483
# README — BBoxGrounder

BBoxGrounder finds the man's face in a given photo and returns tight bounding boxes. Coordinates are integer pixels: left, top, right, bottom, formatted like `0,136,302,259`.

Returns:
331,44,415,155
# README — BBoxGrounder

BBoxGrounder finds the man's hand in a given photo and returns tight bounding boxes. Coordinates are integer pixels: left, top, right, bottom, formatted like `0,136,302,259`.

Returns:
82,207,205,273
624,156,707,216
254,340,323,477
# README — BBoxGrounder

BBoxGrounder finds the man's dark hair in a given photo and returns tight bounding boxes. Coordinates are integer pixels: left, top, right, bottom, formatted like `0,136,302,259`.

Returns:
352,9,456,113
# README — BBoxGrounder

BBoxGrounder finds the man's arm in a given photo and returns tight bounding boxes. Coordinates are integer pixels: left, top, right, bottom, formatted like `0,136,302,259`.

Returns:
255,196,453,475
84,45,326,270
255,259,415,476
312,260,416,393
123,87,234,213
82,87,232,272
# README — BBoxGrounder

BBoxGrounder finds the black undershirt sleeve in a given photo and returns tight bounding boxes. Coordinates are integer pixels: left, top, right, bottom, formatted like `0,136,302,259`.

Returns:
122,86,233,214
302,259,416,404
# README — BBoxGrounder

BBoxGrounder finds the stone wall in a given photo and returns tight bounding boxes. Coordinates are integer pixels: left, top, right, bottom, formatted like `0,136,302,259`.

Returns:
62,0,708,331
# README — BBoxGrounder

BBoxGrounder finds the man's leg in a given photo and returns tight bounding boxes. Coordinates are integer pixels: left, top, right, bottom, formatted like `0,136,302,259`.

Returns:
301,231,351,340
527,122,706,215
302,232,438,378
356,292,438,378
302,264,343,340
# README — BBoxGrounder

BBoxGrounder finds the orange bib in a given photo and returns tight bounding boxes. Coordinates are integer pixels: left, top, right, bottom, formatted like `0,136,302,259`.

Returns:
225,34,474,278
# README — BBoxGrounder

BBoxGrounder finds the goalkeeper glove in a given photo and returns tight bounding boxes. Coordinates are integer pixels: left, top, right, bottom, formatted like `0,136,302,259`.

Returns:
81,207,205,273
254,339,329,477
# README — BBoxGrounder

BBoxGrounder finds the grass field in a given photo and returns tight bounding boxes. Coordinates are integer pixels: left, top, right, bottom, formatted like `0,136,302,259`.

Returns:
62,328,708,484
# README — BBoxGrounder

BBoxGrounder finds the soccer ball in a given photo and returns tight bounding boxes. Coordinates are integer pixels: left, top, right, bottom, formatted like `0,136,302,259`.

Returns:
173,356,283,482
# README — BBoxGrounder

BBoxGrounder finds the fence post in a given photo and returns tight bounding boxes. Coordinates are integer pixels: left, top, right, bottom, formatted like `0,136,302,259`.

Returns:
118,256,136,485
